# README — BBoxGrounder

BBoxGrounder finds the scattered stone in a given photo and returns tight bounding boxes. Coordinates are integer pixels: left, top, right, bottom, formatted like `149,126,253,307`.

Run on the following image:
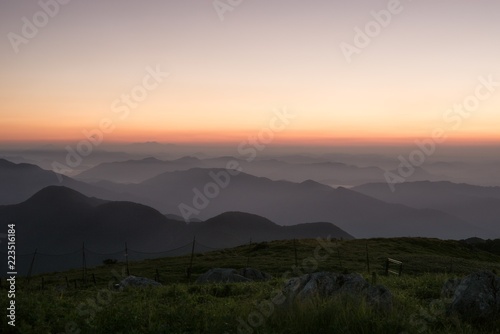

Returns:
441,278,461,299
196,268,252,284
283,272,393,311
365,284,393,311
445,271,500,322
238,268,272,281
118,275,162,290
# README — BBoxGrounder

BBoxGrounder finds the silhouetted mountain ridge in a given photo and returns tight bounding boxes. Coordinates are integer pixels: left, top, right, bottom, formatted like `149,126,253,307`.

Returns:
94,168,483,239
24,185,106,208
353,181,500,237
0,158,151,205
0,186,353,273
75,155,417,186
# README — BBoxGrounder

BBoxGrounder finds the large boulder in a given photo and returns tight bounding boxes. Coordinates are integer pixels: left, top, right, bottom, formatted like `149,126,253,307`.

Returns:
283,272,392,311
196,268,252,284
239,268,272,281
445,271,500,322
118,276,162,289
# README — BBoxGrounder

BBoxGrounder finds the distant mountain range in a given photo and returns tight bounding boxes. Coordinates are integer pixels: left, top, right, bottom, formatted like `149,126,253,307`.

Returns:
76,156,201,183
423,161,500,187
0,158,144,205
1,149,137,175
0,158,490,240
0,186,352,274
93,168,483,239
75,155,444,186
353,181,500,238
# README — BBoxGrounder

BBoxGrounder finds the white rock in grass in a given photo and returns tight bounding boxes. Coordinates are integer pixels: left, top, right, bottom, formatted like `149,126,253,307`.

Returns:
283,272,393,311
196,268,252,284
446,271,500,322
119,275,162,290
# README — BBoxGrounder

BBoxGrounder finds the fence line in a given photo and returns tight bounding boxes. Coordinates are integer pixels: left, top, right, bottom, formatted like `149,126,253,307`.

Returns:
0,241,203,258
0,239,223,278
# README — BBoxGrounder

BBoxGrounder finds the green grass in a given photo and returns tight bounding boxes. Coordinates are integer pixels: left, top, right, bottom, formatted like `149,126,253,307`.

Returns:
2,237,500,333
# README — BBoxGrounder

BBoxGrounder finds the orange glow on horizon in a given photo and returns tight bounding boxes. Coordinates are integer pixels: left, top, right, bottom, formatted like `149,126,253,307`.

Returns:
2,126,499,147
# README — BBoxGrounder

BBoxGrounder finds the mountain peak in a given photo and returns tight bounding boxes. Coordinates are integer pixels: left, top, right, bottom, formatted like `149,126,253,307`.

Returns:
0,158,40,170
25,186,104,207
0,158,13,166
205,211,276,229
173,156,200,163
139,157,163,163
299,179,331,190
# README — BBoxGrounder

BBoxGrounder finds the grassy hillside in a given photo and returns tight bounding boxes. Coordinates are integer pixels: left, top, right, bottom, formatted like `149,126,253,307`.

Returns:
2,237,500,333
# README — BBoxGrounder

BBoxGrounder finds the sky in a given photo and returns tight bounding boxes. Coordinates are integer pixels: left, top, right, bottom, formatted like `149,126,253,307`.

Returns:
1,0,499,146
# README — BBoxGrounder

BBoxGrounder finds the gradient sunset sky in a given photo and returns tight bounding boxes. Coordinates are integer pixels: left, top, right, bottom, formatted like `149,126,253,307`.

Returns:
1,0,499,146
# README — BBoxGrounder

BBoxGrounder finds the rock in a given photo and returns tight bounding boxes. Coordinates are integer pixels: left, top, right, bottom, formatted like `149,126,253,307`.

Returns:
196,268,252,284
365,285,394,312
283,272,392,311
238,268,272,281
119,275,162,289
441,278,461,299
446,271,500,322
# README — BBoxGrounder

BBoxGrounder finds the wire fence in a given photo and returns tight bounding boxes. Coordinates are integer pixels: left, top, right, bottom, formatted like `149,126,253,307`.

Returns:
0,238,221,279
1,239,499,291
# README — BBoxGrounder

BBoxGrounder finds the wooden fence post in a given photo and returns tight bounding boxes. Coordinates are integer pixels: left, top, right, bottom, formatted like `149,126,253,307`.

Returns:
125,242,130,276
366,242,370,273
27,249,38,284
187,236,196,281
293,239,298,267
82,243,87,284
337,246,343,270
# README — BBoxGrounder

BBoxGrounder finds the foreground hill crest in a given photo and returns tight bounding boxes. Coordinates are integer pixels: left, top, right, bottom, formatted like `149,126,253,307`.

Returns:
0,186,353,274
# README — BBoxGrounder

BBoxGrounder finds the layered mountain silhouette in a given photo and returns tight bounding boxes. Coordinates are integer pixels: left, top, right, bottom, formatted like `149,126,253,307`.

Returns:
0,158,144,205
1,159,488,240
75,156,393,186
1,149,136,174
353,181,500,237
76,156,201,183
94,168,484,239
186,211,352,248
424,161,500,187
0,186,353,274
